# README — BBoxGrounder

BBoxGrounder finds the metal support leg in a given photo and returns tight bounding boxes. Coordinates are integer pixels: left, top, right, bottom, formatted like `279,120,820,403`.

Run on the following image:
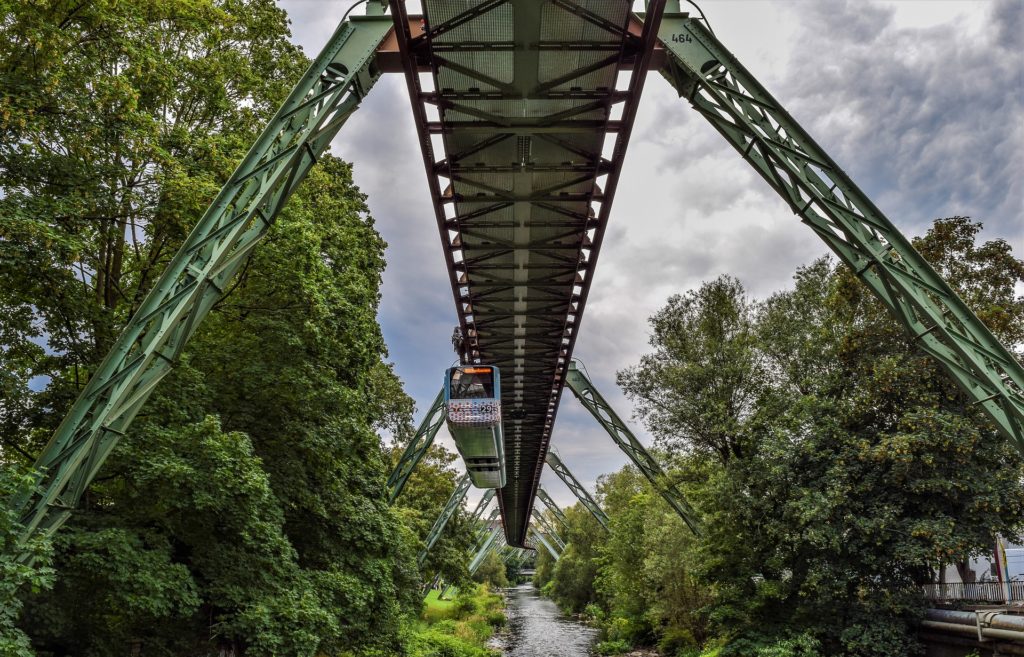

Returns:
12,13,395,552
418,473,472,565
529,527,561,561
469,525,501,574
468,488,496,524
545,452,609,530
565,361,700,534
387,389,446,502
531,509,565,551
656,13,1024,451
537,487,568,529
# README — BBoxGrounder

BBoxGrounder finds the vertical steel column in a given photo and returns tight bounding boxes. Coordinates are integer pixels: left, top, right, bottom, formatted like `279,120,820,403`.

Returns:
387,389,446,502
418,473,472,565
656,13,1024,452
565,361,700,534
544,451,610,530
536,487,567,529
12,13,395,551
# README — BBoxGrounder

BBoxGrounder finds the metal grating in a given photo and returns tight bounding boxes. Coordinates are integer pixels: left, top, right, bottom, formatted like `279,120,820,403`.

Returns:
389,0,665,545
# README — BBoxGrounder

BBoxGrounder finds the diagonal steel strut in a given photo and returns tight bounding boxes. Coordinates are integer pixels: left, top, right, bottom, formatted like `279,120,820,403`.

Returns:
11,12,394,554
418,473,472,566
657,9,1024,453
565,361,701,535
387,389,446,502
544,451,609,530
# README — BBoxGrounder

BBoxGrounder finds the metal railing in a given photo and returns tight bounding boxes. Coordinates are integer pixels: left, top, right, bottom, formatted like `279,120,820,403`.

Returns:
923,581,1024,603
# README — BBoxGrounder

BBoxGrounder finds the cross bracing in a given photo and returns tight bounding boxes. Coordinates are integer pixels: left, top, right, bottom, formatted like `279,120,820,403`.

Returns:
388,0,667,546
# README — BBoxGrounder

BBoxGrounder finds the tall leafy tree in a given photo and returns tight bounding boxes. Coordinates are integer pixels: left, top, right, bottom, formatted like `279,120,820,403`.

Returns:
1,2,421,655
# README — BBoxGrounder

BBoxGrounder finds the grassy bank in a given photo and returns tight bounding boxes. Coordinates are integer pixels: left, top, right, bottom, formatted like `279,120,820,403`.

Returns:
408,585,507,657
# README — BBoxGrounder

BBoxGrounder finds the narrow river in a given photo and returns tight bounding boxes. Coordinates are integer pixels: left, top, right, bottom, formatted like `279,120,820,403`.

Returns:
493,584,599,656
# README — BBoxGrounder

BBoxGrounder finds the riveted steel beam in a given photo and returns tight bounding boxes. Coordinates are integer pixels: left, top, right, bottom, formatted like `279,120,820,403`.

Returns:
11,14,394,554
536,488,568,529
418,473,472,566
544,451,609,530
387,389,445,502
658,14,1024,452
531,508,565,550
529,527,561,561
565,361,700,534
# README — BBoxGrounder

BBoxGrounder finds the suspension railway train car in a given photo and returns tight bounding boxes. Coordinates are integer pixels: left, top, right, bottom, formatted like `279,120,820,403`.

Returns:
444,365,506,489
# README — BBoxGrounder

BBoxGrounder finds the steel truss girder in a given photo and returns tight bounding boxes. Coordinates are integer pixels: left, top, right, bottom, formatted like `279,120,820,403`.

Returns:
529,527,561,561
565,361,701,534
469,524,502,574
419,473,472,565
12,14,394,551
536,487,568,529
469,488,497,524
387,389,446,502
544,451,609,530
531,508,565,550
658,15,1024,451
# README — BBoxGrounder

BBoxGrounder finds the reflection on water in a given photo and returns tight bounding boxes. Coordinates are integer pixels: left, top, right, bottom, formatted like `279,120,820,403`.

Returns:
493,584,599,656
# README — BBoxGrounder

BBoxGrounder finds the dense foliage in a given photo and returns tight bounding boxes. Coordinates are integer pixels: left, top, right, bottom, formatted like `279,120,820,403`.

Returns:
536,217,1024,656
0,1,478,655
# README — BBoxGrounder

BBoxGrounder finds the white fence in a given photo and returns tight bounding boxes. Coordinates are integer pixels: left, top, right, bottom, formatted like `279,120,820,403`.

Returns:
923,581,1024,603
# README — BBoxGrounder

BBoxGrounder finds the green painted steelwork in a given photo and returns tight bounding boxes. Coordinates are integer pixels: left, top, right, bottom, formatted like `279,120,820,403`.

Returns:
12,13,394,552
387,389,446,502
529,527,560,561
565,361,700,534
469,488,497,524
657,13,1024,452
544,451,609,530
469,525,501,574
418,473,472,566
536,487,568,529
531,508,565,551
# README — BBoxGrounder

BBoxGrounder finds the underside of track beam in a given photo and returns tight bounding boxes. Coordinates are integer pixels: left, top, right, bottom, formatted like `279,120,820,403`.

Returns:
388,0,668,546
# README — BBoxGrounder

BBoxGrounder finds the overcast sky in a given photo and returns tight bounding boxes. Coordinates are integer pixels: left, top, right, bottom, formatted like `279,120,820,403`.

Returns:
275,0,1023,511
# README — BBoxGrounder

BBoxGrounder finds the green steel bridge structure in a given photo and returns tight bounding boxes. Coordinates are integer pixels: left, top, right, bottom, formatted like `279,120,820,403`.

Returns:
7,5,1024,640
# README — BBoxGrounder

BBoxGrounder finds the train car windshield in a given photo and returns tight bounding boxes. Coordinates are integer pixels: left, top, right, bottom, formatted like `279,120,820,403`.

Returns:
449,367,495,400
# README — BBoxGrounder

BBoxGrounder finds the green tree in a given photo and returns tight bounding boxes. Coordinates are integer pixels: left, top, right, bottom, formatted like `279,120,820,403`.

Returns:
0,2,422,654
618,217,1024,655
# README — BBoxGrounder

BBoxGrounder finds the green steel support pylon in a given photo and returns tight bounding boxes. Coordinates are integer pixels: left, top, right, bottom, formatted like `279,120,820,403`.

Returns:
529,527,561,561
469,525,501,574
544,452,610,530
565,361,700,535
531,509,565,551
11,12,394,552
469,489,496,524
418,473,472,566
388,389,446,502
536,487,568,529
473,507,501,546
656,12,1024,452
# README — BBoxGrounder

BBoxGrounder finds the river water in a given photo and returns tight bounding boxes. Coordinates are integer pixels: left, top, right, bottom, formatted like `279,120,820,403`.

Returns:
492,584,599,656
